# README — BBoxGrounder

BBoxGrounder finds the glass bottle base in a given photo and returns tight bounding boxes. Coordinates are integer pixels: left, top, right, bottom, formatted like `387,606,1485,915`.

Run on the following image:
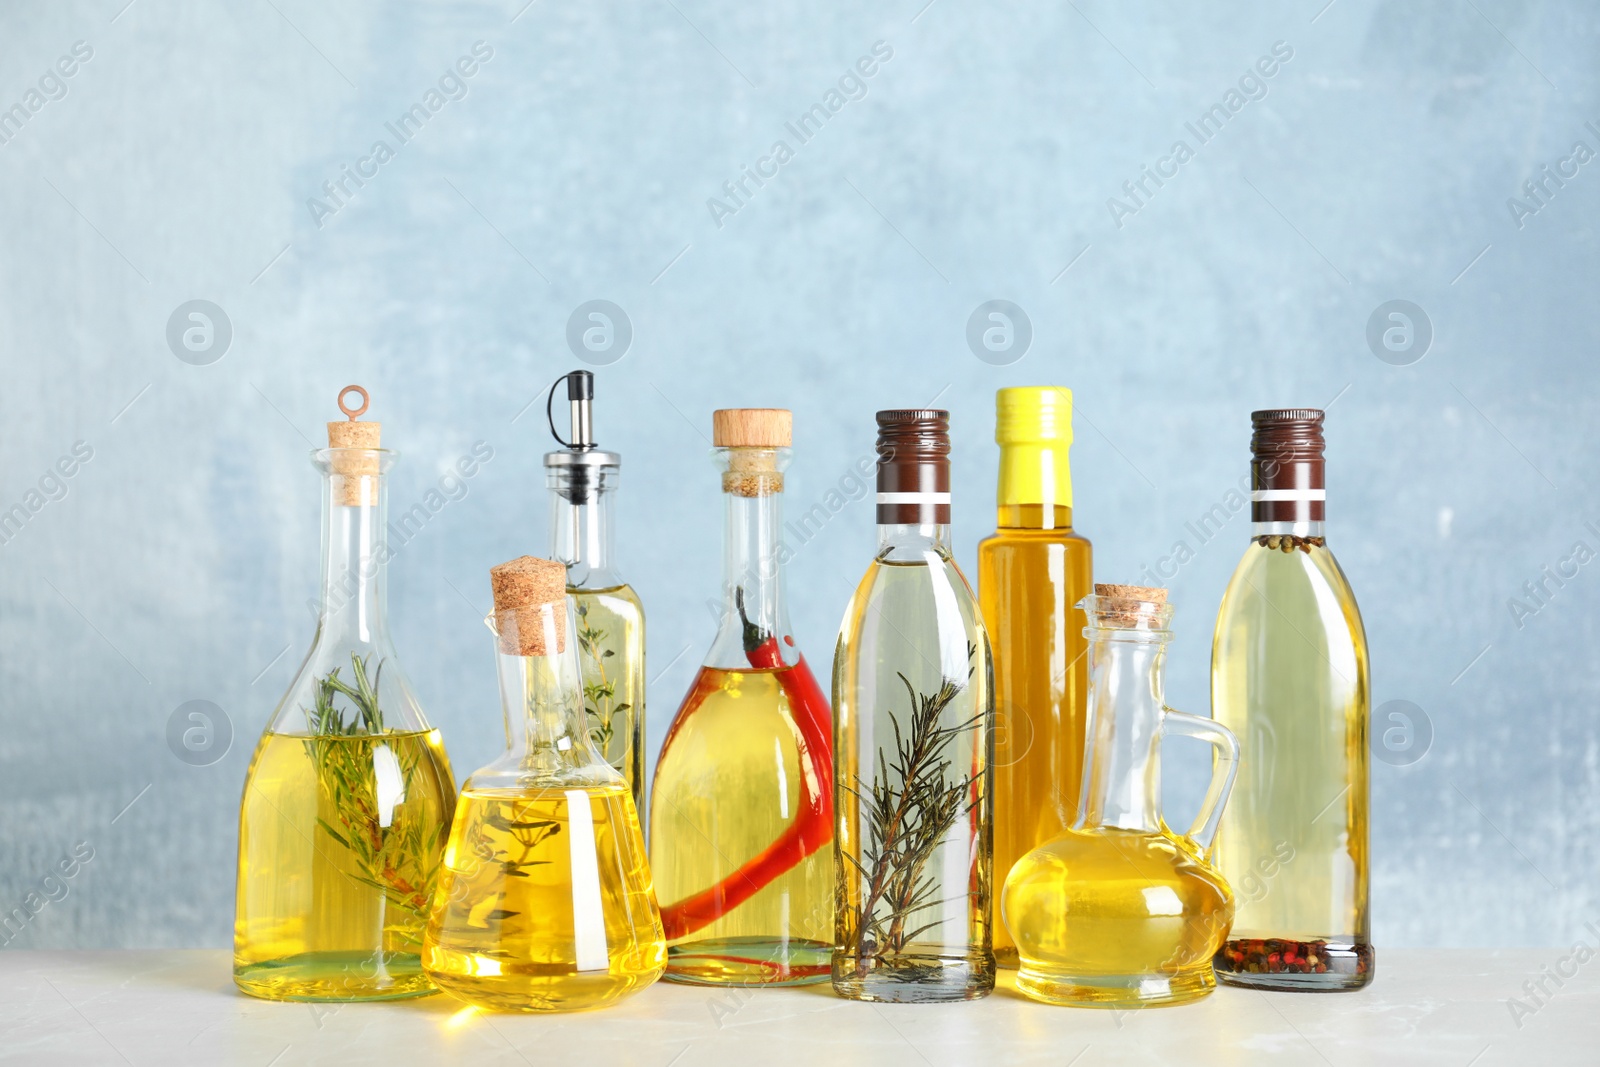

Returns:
663,937,832,986
1014,964,1215,1008
234,952,436,1002
831,953,995,1003
428,968,662,1012
1214,938,1374,991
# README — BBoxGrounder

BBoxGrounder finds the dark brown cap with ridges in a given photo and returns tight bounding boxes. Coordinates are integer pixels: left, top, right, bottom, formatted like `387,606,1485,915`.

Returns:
1250,409,1325,523
876,409,951,525
490,555,568,656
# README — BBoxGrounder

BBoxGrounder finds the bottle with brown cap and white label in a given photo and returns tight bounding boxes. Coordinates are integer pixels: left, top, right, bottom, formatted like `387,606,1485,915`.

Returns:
649,408,836,986
832,409,997,1002
234,386,457,1003
1211,408,1373,990
542,369,646,815
1001,585,1241,1008
423,555,665,1011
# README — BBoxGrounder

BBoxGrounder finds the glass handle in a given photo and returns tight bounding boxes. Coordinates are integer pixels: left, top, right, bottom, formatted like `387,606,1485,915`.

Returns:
1160,707,1240,853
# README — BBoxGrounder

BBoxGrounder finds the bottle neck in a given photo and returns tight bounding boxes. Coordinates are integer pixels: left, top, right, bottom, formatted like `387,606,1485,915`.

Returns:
495,638,594,778
709,487,797,668
1076,629,1168,834
997,440,1073,518
316,470,391,646
1252,520,1327,539
548,466,620,589
877,522,951,557
996,504,1074,530
1250,446,1324,536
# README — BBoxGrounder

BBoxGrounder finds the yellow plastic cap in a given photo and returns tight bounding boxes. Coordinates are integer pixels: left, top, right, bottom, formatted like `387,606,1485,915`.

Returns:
995,387,1074,508
996,386,1073,444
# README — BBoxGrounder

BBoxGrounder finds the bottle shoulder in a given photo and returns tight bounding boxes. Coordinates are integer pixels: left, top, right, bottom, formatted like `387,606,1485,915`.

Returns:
264,636,436,735
845,549,984,620
976,528,1093,579
979,527,1092,550
1214,541,1368,659
570,582,644,617
1010,827,1225,889
1219,541,1360,607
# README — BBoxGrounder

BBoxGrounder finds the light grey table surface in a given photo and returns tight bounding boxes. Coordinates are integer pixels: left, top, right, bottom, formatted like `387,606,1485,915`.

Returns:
0,950,1592,1065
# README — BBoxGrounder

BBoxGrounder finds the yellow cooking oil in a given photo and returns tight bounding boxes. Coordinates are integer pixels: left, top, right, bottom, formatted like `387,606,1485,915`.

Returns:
1002,827,1234,1007
424,781,665,1012
233,728,455,1001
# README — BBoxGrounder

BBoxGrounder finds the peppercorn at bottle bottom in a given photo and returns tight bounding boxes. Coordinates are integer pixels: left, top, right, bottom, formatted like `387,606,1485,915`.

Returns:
1214,937,1374,991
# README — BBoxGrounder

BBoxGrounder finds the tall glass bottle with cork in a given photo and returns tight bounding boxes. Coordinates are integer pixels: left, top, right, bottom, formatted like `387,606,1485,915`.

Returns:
543,370,645,814
424,555,664,1012
234,386,456,1001
1211,409,1372,990
976,386,1093,968
649,409,835,985
833,409,996,1003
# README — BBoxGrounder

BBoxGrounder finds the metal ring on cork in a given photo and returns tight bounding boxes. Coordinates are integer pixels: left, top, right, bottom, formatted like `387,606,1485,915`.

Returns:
338,384,370,421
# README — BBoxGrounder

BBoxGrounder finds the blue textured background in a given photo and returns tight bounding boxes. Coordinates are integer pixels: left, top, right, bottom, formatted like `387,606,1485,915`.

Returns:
0,0,1593,951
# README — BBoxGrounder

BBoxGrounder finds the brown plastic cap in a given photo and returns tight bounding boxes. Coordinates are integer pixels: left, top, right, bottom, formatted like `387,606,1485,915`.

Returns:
489,555,568,656
327,385,381,506
713,408,792,448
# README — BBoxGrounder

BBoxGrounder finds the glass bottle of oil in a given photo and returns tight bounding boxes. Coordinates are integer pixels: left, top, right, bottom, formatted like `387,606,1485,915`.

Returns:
976,386,1093,969
649,408,834,986
833,409,996,1003
423,555,664,1012
544,369,645,815
1002,586,1240,1008
1211,409,1373,990
234,386,457,1002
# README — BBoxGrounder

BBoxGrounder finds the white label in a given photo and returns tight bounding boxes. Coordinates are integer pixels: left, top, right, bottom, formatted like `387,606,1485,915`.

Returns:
1251,489,1326,502
876,492,951,505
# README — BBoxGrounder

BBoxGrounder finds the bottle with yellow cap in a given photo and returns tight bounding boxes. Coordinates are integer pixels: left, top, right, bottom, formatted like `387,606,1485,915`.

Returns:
976,386,1094,969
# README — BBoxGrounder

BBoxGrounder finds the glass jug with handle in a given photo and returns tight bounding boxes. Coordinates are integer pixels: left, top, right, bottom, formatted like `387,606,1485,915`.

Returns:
1001,584,1240,1008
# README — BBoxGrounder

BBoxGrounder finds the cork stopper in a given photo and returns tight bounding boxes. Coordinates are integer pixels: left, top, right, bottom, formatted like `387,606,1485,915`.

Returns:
327,385,381,507
490,555,568,656
1090,584,1170,629
714,409,791,497
1095,583,1167,603
713,409,792,448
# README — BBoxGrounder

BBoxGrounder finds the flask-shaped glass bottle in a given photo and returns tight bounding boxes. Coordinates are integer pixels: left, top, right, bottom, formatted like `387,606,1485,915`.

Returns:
544,370,645,814
833,409,996,1003
1002,586,1240,1008
234,387,457,1002
424,556,664,1011
649,408,835,985
1212,409,1372,990
976,386,1094,968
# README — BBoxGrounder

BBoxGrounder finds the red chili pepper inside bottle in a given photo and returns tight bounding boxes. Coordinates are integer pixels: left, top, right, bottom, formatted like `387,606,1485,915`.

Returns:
649,409,834,986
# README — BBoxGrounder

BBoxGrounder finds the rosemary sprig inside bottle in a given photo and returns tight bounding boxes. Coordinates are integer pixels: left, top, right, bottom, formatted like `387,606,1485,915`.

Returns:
844,644,980,977
301,653,439,934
